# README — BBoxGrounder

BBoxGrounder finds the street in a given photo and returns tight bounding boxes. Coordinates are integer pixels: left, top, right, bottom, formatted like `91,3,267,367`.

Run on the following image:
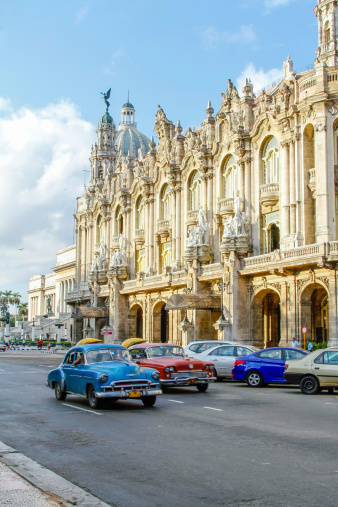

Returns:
1,352,338,507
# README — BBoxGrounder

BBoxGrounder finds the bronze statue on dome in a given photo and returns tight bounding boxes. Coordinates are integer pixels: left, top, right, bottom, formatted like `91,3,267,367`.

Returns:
101,88,111,112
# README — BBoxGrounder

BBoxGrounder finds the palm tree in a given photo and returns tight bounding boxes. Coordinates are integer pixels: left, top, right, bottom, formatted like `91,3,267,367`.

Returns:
1,290,13,306
12,292,21,324
18,302,28,321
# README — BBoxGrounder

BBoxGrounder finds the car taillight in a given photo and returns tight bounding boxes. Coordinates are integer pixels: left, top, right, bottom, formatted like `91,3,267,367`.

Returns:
285,364,289,370
234,360,246,366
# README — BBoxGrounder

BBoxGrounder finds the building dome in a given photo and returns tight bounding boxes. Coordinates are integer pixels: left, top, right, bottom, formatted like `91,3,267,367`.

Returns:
100,111,113,124
115,101,150,158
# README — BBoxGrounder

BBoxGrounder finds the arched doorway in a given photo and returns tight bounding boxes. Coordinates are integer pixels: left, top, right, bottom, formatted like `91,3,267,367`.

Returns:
252,289,281,348
300,283,329,344
153,302,168,343
128,304,143,338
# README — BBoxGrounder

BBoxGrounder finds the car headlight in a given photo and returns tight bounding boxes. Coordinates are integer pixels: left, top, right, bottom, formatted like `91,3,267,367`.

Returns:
152,371,160,380
99,374,109,383
170,366,175,372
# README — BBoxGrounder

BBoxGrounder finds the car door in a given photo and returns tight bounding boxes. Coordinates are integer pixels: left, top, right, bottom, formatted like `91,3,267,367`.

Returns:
62,350,84,392
312,351,338,386
256,349,283,381
207,346,236,377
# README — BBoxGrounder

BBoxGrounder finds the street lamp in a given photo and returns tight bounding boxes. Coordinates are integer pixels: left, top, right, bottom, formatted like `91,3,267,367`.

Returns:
43,313,51,339
54,322,64,345
32,317,35,342
217,281,226,321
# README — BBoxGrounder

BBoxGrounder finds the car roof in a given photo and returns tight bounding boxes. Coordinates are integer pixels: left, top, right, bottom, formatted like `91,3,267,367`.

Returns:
68,343,126,352
129,342,180,350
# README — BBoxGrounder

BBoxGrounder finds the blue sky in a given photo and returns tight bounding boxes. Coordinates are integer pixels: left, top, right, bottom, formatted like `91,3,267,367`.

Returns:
0,0,317,304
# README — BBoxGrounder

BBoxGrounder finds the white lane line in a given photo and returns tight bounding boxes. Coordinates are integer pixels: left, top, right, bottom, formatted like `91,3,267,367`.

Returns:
61,403,103,415
204,406,224,412
168,400,185,404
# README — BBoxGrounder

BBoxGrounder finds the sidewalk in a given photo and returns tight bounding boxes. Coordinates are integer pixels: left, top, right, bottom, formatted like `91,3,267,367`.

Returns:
0,442,114,507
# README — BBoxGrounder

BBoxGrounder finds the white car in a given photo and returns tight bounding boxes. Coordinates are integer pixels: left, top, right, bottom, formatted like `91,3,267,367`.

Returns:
197,344,258,379
184,340,235,358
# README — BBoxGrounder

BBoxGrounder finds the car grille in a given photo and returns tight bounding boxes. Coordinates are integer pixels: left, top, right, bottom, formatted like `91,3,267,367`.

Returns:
170,371,207,379
110,379,151,391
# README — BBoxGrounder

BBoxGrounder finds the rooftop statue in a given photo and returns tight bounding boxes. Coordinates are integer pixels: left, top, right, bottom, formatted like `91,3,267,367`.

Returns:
101,88,111,112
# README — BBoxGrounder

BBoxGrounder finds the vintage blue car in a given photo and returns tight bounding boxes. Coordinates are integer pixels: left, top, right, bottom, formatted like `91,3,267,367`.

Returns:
46,344,162,408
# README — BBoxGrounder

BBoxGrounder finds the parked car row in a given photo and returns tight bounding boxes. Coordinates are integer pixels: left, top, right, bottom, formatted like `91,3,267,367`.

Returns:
46,341,338,410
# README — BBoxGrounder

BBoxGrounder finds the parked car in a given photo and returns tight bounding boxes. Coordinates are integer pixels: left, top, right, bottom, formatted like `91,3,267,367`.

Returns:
196,344,258,379
0,341,7,352
46,343,162,409
232,347,308,387
184,340,235,358
284,347,338,394
128,343,215,392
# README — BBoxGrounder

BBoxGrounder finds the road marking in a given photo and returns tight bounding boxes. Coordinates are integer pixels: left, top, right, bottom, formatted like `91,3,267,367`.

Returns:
204,406,223,412
61,403,103,415
325,402,333,405
168,400,184,404
0,369,6,371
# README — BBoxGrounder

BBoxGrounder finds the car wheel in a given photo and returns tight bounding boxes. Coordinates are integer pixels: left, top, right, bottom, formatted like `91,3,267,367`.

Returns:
87,385,101,409
141,395,156,407
246,371,264,388
197,384,208,392
300,375,319,395
54,382,67,401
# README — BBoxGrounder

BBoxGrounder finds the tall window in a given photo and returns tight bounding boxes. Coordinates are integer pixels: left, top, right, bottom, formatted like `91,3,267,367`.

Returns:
223,156,237,198
325,21,330,43
262,137,279,184
136,196,145,230
160,184,171,220
114,206,123,236
96,215,103,243
136,248,145,272
160,241,172,269
188,171,201,211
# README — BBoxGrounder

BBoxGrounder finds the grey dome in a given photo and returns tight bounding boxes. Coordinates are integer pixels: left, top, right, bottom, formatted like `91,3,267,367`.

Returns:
115,126,150,158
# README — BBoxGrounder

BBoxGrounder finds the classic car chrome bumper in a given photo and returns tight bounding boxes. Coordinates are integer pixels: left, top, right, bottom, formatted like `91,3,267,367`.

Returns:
95,388,163,399
161,376,216,385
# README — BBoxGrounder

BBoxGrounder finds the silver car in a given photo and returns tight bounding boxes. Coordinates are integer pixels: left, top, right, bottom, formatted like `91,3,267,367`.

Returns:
197,344,258,379
0,341,7,352
184,340,235,358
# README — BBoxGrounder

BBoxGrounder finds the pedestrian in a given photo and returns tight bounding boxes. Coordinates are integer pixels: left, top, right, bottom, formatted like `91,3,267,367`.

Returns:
307,339,313,352
291,337,299,348
47,342,51,351
22,337,26,348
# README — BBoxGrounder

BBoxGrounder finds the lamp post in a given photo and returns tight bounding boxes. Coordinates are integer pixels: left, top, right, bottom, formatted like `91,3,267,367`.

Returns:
32,317,35,342
217,281,226,322
54,322,64,345
21,322,23,341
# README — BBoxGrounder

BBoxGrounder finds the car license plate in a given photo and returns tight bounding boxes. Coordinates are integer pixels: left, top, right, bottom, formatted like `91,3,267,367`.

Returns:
129,390,141,398
188,379,196,385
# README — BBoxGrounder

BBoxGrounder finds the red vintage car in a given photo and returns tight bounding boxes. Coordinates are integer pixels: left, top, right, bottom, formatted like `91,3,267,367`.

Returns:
128,343,215,392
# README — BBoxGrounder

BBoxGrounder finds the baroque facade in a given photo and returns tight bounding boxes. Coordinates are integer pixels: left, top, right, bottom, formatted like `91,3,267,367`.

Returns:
61,1,338,346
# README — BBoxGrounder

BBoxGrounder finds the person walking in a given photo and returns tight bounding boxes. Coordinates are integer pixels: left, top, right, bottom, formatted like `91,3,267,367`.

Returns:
307,339,313,352
291,337,299,348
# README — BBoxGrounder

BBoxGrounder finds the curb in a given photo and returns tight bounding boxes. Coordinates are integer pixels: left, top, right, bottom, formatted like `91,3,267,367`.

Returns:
0,442,115,507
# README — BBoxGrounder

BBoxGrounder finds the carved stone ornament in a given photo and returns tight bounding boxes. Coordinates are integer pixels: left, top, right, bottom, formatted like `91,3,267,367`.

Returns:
296,278,309,294
328,104,338,116
318,276,329,290
314,123,326,132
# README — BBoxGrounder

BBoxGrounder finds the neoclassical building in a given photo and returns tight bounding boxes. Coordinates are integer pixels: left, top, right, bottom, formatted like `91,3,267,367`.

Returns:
60,0,338,347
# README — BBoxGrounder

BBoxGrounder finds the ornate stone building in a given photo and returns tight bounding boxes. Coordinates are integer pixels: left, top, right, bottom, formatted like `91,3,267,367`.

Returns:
65,0,338,347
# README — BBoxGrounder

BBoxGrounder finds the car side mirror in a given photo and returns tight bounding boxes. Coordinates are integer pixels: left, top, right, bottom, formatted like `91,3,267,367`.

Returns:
134,359,141,364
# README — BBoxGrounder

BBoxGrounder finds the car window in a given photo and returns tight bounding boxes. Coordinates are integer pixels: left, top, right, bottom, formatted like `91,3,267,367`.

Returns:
64,352,76,364
258,349,282,360
322,351,338,365
236,347,252,357
284,349,306,360
189,344,201,352
129,348,146,359
218,346,235,357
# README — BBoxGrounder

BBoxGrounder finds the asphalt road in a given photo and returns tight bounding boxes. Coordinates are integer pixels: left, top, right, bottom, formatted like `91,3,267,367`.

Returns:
1,352,338,507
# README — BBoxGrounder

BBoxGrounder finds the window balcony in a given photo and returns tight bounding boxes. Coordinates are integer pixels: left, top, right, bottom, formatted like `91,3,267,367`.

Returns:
219,198,234,216
186,210,199,225
259,183,279,207
134,229,145,243
157,219,170,233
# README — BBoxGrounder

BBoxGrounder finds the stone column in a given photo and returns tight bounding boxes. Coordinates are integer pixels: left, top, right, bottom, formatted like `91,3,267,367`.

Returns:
88,225,93,270
279,282,288,347
294,131,302,245
171,189,177,263
315,121,329,241
280,141,290,239
149,198,155,270
328,272,338,347
289,140,296,236
80,225,86,282
176,188,181,264
244,156,251,216
145,200,150,268
238,160,245,203
202,174,208,210
207,174,213,248
75,226,81,287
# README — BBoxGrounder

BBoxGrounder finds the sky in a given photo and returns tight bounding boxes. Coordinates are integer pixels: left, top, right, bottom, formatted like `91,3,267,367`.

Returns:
0,0,317,304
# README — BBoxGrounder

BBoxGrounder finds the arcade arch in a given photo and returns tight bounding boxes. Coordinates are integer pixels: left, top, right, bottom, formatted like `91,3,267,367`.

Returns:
252,289,281,348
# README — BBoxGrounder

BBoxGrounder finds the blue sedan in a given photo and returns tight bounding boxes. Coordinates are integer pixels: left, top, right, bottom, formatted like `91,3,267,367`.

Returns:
46,344,162,408
232,347,307,387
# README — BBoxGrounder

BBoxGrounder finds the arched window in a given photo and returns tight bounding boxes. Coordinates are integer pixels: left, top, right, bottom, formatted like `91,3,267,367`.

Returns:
188,171,201,211
262,137,279,184
222,156,237,199
136,196,145,230
325,21,330,43
160,184,171,220
114,206,123,236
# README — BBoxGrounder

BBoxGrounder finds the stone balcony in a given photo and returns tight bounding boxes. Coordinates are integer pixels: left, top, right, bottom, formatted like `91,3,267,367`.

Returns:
134,229,145,244
219,198,234,216
157,219,170,235
259,183,279,207
186,210,198,225
240,242,338,276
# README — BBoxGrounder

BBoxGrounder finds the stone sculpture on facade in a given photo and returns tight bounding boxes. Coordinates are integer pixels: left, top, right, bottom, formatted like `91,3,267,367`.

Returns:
186,207,210,247
109,235,127,267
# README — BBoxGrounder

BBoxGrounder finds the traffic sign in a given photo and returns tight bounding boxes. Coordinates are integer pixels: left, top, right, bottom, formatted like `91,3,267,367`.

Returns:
302,327,307,334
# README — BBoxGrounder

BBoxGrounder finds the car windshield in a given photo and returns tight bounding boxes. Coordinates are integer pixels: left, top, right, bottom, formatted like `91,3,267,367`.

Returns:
146,346,184,358
86,348,130,364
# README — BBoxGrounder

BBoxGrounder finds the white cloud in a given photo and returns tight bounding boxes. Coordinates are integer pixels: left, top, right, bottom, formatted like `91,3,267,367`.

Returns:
236,63,283,94
200,25,256,50
0,99,95,300
75,6,89,25
263,0,295,15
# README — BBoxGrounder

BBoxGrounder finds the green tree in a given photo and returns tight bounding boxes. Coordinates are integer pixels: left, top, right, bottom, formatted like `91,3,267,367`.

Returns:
18,302,28,321
12,292,21,323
